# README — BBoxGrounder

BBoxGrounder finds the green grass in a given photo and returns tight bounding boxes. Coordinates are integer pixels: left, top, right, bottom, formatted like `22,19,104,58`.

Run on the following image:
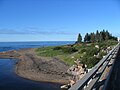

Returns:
36,40,118,68
36,46,67,57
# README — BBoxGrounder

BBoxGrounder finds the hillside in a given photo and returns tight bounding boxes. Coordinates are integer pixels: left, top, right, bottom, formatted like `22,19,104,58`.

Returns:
36,40,118,68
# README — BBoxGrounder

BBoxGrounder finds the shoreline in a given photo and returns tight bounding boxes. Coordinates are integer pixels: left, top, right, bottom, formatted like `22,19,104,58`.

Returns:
0,48,70,84
15,67,66,85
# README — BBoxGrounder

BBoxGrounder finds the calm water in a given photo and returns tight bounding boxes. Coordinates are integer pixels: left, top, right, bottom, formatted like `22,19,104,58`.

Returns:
0,41,74,90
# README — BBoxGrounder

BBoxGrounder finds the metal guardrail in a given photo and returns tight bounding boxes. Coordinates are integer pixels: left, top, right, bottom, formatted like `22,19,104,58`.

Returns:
69,43,120,90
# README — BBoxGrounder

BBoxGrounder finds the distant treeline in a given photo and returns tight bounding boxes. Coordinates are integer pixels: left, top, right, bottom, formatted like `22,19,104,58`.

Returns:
76,30,117,43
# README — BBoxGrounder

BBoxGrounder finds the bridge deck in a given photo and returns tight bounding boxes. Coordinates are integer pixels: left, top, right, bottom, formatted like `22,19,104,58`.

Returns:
107,47,120,90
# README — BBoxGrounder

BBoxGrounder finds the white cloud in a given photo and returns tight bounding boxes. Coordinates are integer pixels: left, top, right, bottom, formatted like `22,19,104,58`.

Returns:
0,27,75,35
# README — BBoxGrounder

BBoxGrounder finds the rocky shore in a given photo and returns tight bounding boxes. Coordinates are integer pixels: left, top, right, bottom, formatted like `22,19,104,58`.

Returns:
0,48,70,84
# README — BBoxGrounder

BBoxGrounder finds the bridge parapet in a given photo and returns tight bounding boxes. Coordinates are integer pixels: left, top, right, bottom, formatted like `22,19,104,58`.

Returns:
68,43,120,90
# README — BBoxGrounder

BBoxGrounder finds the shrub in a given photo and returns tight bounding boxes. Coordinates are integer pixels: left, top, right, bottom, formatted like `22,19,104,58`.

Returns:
86,47,99,56
81,56,100,68
53,46,62,50
79,48,87,53
99,51,107,59
62,47,78,54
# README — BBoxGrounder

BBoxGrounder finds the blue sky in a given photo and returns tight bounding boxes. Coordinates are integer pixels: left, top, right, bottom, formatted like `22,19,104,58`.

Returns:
0,0,120,42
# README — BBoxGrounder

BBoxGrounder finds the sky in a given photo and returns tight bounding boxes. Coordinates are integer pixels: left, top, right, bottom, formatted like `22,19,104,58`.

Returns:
0,0,120,42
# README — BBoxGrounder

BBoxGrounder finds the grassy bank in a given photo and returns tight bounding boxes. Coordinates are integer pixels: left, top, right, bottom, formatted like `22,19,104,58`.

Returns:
36,40,118,68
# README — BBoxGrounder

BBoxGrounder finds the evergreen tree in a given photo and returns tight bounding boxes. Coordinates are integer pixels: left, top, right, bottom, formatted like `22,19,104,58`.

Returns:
102,29,106,40
105,30,110,40
82,29,117,43
84,33,90,42
100,31,104,42
87,34,91,42
90,33,95,43
77,33,82,43
84,33,88,42
112,36,117,41
96,30,100,42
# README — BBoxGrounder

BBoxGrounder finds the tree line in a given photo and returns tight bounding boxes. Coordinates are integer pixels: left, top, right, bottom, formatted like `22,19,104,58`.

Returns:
76,30,117,43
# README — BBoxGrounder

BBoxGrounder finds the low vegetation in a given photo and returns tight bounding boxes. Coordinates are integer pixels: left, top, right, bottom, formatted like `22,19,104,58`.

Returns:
36,30,118,68
36,40,117,68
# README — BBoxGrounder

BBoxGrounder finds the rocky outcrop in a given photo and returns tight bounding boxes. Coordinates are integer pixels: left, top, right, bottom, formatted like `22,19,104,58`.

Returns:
61,59,88,89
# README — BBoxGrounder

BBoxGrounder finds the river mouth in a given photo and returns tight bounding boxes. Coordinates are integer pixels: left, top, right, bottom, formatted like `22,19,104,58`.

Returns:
0,58,61,90
0,41,73,90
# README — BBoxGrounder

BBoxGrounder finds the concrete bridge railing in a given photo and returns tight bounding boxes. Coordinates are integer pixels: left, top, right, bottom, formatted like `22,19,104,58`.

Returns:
69,43,120,90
